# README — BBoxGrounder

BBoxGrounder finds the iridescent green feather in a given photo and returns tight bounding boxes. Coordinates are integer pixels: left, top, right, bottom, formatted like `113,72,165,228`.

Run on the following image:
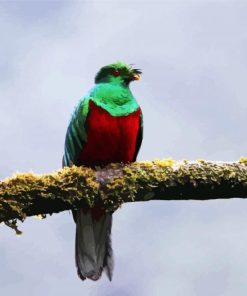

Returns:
63,100,89,166
63,61,142,167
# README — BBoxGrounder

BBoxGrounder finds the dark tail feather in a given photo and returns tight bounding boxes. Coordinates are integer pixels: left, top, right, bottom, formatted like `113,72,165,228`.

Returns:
103,216,113,281
75,208,113,281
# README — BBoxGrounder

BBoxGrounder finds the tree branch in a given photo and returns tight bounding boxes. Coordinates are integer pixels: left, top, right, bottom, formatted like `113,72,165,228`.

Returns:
0,159,246,225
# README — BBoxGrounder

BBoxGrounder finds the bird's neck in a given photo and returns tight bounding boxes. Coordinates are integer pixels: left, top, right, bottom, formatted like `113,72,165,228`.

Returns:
87,82,139,116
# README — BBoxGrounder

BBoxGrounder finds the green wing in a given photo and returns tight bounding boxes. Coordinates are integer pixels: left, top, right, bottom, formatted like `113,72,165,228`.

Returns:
62,98,90,167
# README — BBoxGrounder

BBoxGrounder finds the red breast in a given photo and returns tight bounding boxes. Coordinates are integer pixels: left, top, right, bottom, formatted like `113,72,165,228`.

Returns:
79,100,141,167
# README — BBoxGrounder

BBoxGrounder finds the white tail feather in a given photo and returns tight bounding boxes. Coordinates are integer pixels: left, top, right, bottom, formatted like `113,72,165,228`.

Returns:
75,208,113,281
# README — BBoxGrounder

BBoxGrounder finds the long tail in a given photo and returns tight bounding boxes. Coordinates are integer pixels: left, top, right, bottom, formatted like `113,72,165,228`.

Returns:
75,208,113,281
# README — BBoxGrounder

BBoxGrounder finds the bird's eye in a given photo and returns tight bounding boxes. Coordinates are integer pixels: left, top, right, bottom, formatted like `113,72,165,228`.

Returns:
113,69,120,76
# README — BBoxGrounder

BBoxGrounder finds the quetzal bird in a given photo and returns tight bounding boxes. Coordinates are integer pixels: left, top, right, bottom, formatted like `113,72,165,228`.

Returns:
62,61,143,281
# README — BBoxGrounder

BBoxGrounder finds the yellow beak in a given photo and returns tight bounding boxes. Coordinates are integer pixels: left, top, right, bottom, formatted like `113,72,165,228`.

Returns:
133,73,141,80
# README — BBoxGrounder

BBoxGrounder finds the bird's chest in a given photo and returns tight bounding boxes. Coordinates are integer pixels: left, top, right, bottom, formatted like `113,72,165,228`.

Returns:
79,100,141,166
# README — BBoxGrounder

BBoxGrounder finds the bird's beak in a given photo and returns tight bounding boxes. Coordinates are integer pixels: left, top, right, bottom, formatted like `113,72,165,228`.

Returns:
132,73,141,80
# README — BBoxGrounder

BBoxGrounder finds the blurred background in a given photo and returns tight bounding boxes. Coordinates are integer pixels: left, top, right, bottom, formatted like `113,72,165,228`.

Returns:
0,1,246,295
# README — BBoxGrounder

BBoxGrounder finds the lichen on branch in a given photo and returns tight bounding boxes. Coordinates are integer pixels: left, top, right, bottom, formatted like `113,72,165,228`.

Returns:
0,159,246,232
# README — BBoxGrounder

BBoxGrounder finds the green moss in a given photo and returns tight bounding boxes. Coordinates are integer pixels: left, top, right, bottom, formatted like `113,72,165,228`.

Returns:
0,158,246,230
240,157,247,164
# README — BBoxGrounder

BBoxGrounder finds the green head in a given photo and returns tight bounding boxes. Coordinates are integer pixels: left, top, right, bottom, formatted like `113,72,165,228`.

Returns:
94,61,142,86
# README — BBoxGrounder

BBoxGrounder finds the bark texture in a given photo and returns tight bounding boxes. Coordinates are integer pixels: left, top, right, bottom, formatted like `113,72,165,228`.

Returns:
0,159,246,230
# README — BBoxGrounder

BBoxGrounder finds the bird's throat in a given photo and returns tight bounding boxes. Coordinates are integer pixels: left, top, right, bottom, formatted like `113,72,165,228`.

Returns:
87,82,139,116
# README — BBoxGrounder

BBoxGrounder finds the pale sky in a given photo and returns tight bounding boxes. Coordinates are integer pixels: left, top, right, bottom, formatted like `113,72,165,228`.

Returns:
0,1,247,295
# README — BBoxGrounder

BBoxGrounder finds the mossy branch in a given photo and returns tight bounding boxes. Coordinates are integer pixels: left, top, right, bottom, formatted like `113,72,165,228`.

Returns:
0,159,246,228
